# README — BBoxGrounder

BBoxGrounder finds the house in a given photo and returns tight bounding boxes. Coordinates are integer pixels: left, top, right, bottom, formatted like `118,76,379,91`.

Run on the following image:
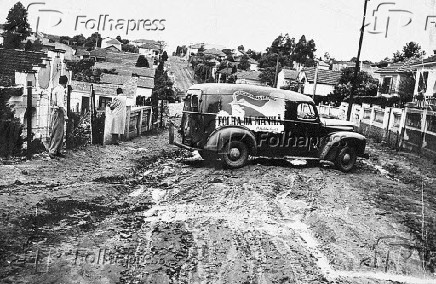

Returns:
277,69,299,89
203,48,226,60
299,67,342,97
75,48,90,60
374,61,415,96
0,48,71,145
133,39,162,63
188,43,204,55
409,54,436,107
234,71,265,86
101,37,122,50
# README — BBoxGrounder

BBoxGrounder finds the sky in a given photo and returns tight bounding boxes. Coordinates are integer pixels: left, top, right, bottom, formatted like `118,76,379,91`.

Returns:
1,0,436,62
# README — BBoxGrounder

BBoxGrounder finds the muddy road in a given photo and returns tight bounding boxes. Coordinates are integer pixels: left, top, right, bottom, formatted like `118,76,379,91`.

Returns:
1,126,436,283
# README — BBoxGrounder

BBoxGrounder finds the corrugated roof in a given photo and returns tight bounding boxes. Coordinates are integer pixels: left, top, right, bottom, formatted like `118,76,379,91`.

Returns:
0,48,47,85
302,67,341,85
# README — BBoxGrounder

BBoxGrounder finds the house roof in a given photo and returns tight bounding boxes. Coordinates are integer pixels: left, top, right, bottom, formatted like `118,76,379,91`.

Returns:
137,77,154,89
234,71,262,81
0,48,47,85
94,62,155,78
75,49,90,56
282,69,299,80
189,43,204,49
100,74,131,85
375,61,415,74
216,67,234,75
409,55,436,66
302,67,341,85
105,38,121,45
89,48,107,58
204,48,226,57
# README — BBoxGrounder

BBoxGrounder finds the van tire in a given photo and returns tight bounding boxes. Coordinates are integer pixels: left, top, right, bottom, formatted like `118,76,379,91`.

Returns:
221,141,248,168
335,146,357,172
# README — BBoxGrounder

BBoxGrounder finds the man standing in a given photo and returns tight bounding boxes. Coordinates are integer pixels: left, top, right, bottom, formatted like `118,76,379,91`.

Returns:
108,88,127,145
49,75,68,159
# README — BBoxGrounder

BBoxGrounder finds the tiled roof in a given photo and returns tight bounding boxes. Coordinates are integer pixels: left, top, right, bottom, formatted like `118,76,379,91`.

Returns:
89,48,107,58
234,71,261,81
0,48,47,85
139,43,160,50
75,49,90,56
137,77,154,89
282,69,299,80
106,51,139,64
133,39,159,44
94,62,155,77
216,67,234,75
302,67,341,85
375,61,415,73
100,74,131,85
204,48,226,57
409,55,436,66
190,43,204,49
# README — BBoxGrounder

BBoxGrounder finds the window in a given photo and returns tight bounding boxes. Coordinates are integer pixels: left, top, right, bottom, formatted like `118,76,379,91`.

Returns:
380,77,392,94
99,97,112,110
297,103,317,120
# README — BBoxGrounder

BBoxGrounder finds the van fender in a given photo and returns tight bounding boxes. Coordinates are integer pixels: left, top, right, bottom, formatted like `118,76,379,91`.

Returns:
203,125,257,155
319,131,366,161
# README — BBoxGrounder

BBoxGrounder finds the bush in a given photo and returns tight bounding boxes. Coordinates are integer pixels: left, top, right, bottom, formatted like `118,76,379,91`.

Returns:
350,95,401,108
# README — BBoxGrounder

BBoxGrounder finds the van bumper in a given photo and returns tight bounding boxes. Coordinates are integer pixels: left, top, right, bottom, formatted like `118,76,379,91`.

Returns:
169,121,198,152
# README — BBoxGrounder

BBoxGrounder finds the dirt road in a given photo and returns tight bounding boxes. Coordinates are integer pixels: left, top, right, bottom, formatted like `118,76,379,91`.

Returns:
167,56,195,92
1,111,436,283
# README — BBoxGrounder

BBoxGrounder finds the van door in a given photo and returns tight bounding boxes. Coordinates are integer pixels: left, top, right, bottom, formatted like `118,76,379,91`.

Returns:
284,102,324,157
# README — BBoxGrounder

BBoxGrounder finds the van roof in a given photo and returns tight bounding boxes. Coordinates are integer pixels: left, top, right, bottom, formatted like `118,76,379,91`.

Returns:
188,83,314,103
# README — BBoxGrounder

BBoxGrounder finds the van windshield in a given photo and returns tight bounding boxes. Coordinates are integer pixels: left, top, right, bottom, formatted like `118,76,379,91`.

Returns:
184,89,202,112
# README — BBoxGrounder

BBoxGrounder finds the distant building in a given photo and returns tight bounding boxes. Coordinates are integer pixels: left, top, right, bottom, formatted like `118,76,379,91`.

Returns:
101,37,122,50
277,69,299,89
234,71,265,86
374,61,415,96
299,67,342,97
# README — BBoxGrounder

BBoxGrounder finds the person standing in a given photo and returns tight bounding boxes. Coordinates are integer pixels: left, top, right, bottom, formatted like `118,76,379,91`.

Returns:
49,75,68,159
108,88,127,145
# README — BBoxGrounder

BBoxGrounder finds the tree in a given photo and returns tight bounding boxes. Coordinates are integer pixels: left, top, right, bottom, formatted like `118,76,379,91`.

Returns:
72,34,86,46
122,44,138,53
238,54,251,71
84,32,101,49
328,67,378,105
291,35,316,67
398,73,415,105
0,87,23,157
161,50,168,61
136,55,149,67
3,2,31,49
238,45,244,51
393,42,426,63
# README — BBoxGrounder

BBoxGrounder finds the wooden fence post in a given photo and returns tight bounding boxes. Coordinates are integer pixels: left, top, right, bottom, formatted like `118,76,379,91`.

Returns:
138,108,143,136
124,106,131,140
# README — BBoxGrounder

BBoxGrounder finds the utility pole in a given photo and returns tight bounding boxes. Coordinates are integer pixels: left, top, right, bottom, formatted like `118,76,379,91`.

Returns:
26,81,33,160
347,0,370,121
312,61,319,99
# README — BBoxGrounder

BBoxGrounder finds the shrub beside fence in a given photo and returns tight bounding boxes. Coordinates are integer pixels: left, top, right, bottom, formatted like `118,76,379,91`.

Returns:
318,103,436,160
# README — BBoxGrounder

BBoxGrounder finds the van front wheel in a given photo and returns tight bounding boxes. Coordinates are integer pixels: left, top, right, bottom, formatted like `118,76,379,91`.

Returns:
221,141,248,168
335,146,357,172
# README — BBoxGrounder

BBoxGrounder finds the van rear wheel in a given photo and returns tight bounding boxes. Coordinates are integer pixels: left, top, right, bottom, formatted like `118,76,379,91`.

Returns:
221,141,248,168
